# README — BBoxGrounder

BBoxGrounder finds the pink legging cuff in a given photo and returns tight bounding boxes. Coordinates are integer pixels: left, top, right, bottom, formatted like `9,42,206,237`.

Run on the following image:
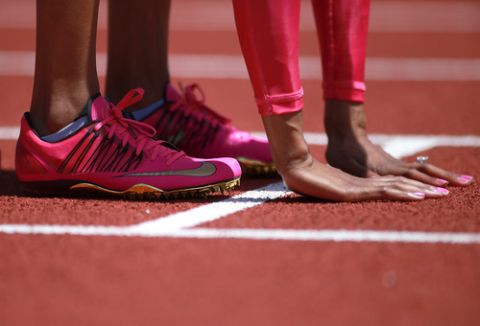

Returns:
256,88,304,116
233,0,370,115
323,81,366,103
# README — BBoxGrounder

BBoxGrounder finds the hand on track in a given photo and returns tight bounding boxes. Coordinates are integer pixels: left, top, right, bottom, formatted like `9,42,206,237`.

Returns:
263,110,449,202
281,155,449,201
324,101,474,187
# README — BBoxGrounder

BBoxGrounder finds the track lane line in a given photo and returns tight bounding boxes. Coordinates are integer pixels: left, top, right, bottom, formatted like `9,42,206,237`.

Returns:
129,182,289,233
3,128,480,146
1,52,480,81
151,228,480,244
1,224,480,245
1,135,479,239
125,139,469,232
0,126,20,140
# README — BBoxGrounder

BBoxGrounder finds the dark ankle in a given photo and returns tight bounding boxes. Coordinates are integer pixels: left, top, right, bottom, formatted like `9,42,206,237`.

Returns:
324,100,366,140
261,111,311,174
30,91,92,136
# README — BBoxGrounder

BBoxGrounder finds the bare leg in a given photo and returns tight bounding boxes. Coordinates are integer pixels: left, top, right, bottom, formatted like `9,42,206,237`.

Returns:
106,0,171,106
30,0,100,136
324,100,475,186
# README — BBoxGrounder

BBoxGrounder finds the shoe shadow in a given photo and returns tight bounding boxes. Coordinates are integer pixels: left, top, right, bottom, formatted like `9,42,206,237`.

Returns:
0,170,291,203
0,170,28,197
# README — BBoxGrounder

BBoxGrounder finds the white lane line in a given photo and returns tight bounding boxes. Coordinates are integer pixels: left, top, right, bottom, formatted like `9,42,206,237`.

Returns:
0,134,479,241
1,1,479,32
1,52,480,81
3,128,480,149
381,138,439,159
0,138,441,236
130,182,289,233
1,224,479,245
0,224,132,237
250,133,480,148
175,56,480,81
0,126,20,140
155,228,480,245
126,138,446,232
129,134,476,234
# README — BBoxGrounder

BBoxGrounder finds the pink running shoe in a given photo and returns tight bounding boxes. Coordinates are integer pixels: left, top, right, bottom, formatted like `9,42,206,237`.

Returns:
16,89,241,199
129,83,275,176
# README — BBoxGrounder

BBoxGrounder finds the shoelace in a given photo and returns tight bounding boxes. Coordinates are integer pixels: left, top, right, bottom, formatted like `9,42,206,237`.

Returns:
171,83,231,126
94,88,185,165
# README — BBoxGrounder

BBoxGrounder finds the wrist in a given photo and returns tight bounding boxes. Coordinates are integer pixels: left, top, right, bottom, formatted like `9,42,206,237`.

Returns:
324,100,366,140
262,111,311,173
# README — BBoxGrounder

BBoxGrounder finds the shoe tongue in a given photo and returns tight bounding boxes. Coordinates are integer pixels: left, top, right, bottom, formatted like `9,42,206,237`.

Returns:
165,84,182,101
88,95,112,121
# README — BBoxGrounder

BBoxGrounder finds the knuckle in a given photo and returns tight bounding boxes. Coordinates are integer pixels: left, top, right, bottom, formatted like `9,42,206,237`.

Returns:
339,188,355,201
339,186,363,202
379,186,390,196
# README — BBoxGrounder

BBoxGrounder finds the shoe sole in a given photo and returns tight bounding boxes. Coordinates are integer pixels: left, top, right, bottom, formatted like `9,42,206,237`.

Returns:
237,158,277,177
22,178,240,200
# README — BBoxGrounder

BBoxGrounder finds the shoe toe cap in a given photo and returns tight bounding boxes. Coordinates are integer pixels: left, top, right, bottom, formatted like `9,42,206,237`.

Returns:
208,157,242,180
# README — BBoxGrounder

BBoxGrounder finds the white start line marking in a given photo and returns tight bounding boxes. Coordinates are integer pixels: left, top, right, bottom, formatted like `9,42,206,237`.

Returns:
1,136,480,243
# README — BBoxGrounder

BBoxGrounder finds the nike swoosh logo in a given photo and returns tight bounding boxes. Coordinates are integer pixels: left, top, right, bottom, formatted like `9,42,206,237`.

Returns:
123,162,217,177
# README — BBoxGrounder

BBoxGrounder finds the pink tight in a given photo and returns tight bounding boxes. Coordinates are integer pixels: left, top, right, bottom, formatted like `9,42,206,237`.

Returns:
232,0,370,116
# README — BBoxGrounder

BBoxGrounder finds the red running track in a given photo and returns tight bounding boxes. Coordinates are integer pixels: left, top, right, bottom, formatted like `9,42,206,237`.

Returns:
0,0,480,325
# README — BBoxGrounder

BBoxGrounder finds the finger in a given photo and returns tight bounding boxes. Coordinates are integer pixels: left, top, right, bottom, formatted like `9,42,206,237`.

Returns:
377,167,443,187
381,188,426,201
394,175,430,189
390,177,449,198
347,186,422,202
382,184,447,201
404,169,445,186
349,177,446,202
351,178,424,201
370,175,448,199
419,163,474,186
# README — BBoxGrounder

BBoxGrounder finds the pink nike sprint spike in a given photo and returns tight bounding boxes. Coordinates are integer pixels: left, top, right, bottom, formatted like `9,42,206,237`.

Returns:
16,89,241,199
140,83,275,176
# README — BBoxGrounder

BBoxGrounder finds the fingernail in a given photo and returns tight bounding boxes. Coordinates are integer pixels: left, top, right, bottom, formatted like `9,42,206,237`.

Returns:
435,178,448,185
457,175,474,184
408,192,425,199
431,187,449,195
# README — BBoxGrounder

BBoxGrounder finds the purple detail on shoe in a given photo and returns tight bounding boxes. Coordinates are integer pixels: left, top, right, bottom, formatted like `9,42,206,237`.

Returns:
41,115,90,143
41,94,100,143
129,98,165,121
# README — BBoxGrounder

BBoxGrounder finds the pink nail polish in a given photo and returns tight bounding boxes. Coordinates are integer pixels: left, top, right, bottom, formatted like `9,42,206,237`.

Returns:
457,175,473,184
436,178,448,185
434,187,449,195
408,192,425,199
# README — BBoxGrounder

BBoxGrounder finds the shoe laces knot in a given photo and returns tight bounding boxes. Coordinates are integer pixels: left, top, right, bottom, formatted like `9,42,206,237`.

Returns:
95,88,184,164
173,83,231,125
